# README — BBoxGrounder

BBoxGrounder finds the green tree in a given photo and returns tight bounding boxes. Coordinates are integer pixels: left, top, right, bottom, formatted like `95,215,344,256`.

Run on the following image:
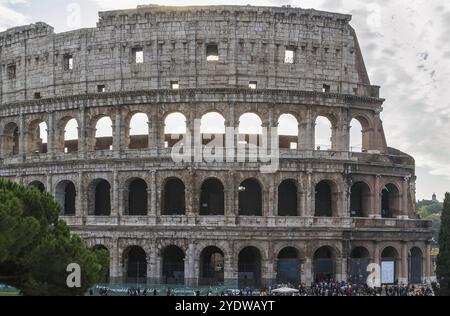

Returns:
0,179,108,296
437,192,450,296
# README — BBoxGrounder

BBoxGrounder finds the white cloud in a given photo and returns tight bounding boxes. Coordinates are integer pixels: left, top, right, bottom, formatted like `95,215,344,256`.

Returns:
0,0,30,31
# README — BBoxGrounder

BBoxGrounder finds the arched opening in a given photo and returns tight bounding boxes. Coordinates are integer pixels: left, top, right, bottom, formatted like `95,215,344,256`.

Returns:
199,178,224,215
381,247,399,284
164,112,186,148
2,122,19,157
129,113,149,149
162,246,185,285
313,246,336,282
162,178,185,215
124,246,147,284
314,116,332,151
199,246,224,286
350,182,371,217
95,116,113,151
409,247,423,284
200,112,225,146
28,120,48,154
93,245,110,283
381,183,400,218
314,180,336,217
348,247,370,285
238,179,262,216
277,247,301,285
349,118,363,152
127,178,148,216
238,247,261,288
29,181,45,193
89,179,111,216
238,113,263,147
278,180,298,216
278,114,298,150
63,118,79,153
55,180,76,216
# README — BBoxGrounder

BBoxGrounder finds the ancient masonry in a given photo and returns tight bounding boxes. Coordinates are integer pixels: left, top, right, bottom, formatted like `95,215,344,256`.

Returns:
0,5,434,287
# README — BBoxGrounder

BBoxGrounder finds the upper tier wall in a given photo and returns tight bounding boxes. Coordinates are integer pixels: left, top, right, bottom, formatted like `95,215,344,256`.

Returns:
0,5,378,105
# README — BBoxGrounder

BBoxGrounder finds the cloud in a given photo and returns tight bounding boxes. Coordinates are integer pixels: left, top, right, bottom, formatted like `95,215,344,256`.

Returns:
0,0,30,31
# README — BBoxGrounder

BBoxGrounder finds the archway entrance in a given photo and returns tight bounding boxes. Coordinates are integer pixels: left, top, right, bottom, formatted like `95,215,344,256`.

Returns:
124,246,147,284
162,246,185,285
276,247,301,285
313,246,336,282
348,247,370,285
409,247,423,284
199,247,224,285
238,247,261,288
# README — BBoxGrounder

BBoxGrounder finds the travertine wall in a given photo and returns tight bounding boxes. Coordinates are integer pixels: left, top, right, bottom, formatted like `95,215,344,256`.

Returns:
0,5,433,287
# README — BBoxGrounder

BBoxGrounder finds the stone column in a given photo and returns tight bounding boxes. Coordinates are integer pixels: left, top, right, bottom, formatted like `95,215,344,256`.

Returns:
112,171,119,217
299,109,314,151
305,170,313,217
425,242,432,284
263,258,276,287
303,257,313,285
47,111,55,156
226,171,237,223
372,175,382,218
110,241,122,284
113,108,123,154
150,170,157,219
401,177,410,219
224,252,235,287
18,114,26,160
77,171,85,217
400,242,408,285
185,243,197,286
147,244,157,284
78,107,87,159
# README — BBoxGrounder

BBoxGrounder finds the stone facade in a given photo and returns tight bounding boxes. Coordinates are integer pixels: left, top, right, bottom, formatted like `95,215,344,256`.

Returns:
0,5,433,287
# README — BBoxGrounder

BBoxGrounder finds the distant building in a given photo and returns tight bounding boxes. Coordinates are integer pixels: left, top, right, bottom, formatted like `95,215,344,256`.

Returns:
432,193,437,202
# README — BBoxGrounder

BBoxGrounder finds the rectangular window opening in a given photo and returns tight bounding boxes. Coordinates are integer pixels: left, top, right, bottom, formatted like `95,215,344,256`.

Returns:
97,85,106,93
7,64,16,80
34,92,41,99
171,81,179,89
322,84,331,93
284,48,294,64
290,142,298,150
64,54,74,71
249,81,257,90
206,44,219,61
133,48,144,64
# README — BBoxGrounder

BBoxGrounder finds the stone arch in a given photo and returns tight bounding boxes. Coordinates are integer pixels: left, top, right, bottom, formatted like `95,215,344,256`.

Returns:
29,180,46,193
350,114,372,152
200,111,226,147
409,247,423,284
1,121,20,157
313,112,337,151
313,246,337,282
350,181,371,217
199,177,224,216
161,245,185,285
348,246,371,285
61,117,79,154
164,112,186,148
381,183,401,218
238,178,262,216
381,246,400,284
88,179,111,216
278,179,298,216
93,115,113,151
276,247,303,285
277,113,299,150
161,177,186,215
238,112,263,147
123,246,147,284
238,246,262,288
55,180,76,216
125,178,148,216
127,112,149,149
27,119,48,154
314,179,338,217
199,246,225,286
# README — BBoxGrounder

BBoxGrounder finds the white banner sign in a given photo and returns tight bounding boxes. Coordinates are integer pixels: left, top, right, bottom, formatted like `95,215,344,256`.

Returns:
381,261,395,284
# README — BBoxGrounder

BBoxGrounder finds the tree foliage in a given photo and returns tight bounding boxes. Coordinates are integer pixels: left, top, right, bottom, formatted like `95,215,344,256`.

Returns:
0,179,108,296
436,192,450,296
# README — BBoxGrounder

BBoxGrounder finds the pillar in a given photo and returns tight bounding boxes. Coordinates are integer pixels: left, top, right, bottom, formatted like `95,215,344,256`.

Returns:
47,111,55,155
112,171,119,217
372,175,382,218
305,170,313,217
185,243,197,286
425,242,432,284
110,241,122,284
77,171,85,217
18,114,26,159
400,242,408,285
303,257,313,285
78,107,87,159
401,177,410,219
113,108,123,153
150,170,157,218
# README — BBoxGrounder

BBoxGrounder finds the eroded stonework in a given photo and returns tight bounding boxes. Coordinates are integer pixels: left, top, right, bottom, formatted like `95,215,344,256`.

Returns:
0,5,433,287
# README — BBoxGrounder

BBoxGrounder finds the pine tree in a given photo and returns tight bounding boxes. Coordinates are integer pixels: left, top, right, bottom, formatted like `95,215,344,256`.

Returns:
436,192,450,296
0,178,108,296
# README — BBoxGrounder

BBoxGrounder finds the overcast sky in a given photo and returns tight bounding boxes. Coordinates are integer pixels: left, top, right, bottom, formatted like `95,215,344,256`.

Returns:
1,0,449,201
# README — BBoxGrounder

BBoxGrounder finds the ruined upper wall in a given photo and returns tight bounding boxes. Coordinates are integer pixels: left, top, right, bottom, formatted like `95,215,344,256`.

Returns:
0,5,379,105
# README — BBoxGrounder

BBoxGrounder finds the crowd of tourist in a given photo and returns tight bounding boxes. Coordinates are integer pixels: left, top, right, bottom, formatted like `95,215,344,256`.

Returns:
90,281,435,296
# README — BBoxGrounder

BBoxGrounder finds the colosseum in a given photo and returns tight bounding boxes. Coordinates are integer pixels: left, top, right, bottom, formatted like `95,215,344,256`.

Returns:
0,4,434,288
